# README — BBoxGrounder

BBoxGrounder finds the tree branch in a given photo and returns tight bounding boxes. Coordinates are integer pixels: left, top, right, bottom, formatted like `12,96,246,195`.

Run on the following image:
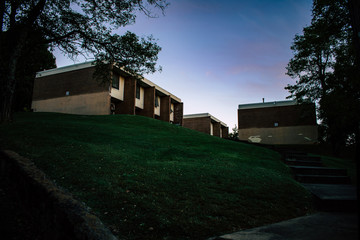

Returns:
0,0,5,32
24,0,46,27
9,0,18,28
41,30,80,44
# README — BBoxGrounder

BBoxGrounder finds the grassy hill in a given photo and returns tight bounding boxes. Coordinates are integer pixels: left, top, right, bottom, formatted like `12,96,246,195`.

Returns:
0,112,313,239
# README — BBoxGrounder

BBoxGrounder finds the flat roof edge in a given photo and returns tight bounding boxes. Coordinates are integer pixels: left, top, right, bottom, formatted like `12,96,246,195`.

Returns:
238,100,297,110
141,77,181,103
183,113,227,127
36,61,95,78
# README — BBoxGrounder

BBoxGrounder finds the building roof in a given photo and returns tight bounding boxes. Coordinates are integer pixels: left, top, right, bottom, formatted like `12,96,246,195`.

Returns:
36,62,181,103
183,113,227,127
238,100,297,110
36,61,95,77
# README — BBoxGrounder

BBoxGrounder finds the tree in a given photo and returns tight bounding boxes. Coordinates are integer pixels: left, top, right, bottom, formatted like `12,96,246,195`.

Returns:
0,0,167,122
13,34,56,111
228,125,239,141
285,0,360,160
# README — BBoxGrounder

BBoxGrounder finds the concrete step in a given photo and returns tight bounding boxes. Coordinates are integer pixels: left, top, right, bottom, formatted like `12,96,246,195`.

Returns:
285,159,323,167
286,155,322,162
283,151,308,159
302,184,358,212
290,166,347,176
295,174,351,184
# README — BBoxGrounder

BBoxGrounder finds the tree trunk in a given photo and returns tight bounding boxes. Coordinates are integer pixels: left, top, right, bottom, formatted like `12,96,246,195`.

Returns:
348,0,360,64
355,123,360,162
348,0,360,165
0,30,28,123
0,86,15,122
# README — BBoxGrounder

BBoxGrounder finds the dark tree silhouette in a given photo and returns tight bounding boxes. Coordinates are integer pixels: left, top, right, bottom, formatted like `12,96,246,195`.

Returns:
286,0,360,160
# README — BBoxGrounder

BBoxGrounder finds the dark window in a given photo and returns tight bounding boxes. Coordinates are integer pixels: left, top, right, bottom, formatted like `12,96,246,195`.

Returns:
112,75,119,89
155,95,159,107
136,84,140,99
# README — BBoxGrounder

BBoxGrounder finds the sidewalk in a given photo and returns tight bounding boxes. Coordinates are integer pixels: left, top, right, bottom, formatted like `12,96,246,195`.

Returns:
208,212,358,240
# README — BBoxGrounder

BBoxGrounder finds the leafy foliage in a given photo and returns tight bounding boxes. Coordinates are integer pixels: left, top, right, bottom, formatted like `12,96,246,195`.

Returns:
228,125,239,140
285,0,360,157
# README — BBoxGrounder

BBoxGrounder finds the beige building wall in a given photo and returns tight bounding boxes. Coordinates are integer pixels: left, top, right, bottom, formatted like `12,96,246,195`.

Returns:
135,87,145,109
170,103,174,122
238,125,318,145
32,92,110,115
110,76,125,101
155,96,160,116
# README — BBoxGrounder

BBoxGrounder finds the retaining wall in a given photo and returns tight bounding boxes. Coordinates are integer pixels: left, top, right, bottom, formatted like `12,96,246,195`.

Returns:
0,150,118,240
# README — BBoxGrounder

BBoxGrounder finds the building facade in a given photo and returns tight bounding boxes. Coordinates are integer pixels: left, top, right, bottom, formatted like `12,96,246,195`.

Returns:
32,62,183,125
183,113,228,138
238,100,318,144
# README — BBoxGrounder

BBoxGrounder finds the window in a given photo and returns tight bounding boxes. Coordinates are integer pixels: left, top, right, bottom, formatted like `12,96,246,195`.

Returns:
136,84,140,99
112,75,119,89
155,95,159,107
274,122,279,127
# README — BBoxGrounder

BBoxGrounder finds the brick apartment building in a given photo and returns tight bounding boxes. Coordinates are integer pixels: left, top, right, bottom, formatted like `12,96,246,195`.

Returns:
32,62,183,125
183,113,228,138
238,100,318,144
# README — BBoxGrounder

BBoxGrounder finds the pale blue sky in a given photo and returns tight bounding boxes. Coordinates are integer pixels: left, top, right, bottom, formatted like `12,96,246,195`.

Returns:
55,0,313,130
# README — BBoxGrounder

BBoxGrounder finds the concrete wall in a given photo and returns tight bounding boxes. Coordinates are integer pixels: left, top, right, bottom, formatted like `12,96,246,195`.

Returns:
32,92,110,115
238,125,318,144
0,150,117,240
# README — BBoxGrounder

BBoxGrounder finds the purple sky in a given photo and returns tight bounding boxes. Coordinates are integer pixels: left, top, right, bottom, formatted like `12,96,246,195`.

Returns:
55,0,313,130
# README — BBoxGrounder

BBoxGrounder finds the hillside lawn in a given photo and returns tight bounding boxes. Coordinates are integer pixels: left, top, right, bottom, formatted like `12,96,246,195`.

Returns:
0,112,313,240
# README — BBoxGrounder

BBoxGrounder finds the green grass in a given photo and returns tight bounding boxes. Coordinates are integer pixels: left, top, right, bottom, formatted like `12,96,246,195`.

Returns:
0,112,313,239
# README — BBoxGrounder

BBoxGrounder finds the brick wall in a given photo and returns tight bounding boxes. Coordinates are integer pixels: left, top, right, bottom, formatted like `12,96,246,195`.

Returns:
238,103,317,129
173,102,183,126
160,96,171,122
221,126,229,138
183,117,211,135
33,67,108,101
118,77,136,115
137,87,155,118
213,122,221,137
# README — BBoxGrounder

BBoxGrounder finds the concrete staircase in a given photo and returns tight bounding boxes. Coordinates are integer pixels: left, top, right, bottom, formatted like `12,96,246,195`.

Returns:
283,152,357,212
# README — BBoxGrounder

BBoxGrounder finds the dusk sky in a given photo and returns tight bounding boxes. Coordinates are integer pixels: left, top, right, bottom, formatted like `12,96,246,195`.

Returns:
55,0,313,130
